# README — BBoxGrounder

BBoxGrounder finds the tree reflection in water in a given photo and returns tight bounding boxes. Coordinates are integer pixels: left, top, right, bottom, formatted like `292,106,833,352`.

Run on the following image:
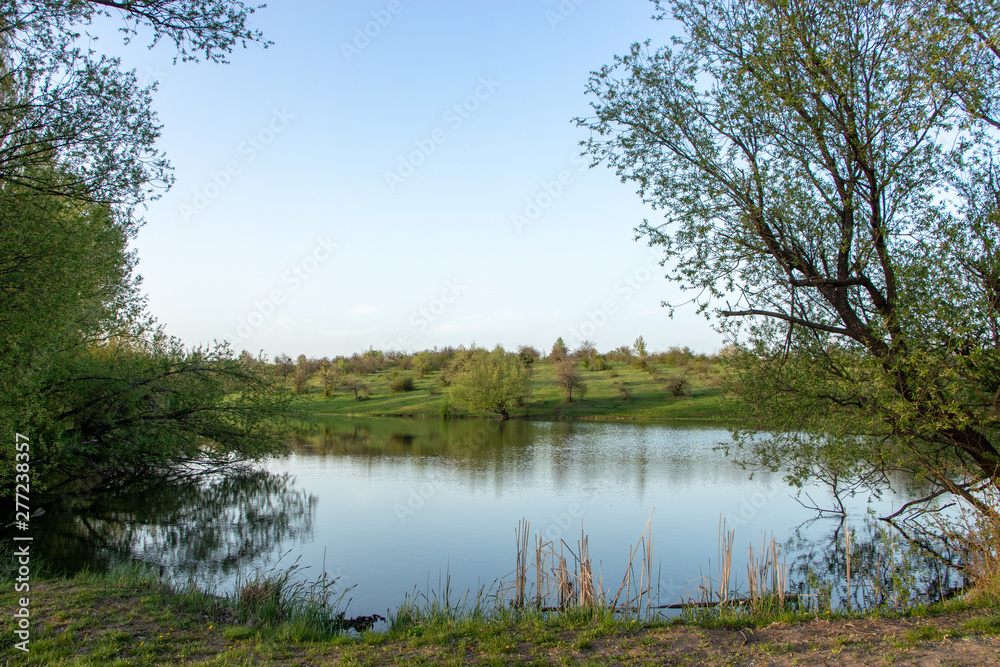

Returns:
35,466,316,588
784,516,964,612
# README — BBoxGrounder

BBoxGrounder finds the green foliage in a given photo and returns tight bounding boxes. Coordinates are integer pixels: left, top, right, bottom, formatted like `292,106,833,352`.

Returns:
298,354,724,420
554,358,587,403
0,4,288,495
342,377,371,401
616,381,632,401
439,345,482,387
0,1,268,207
517,345,540,367
580,0,1000,515
550,337,568,361
317,358,337,397
451,346,532,419
390,373,416,393
590,354,612,371
665,374,691,398
274,353,294,379
411,350,435,377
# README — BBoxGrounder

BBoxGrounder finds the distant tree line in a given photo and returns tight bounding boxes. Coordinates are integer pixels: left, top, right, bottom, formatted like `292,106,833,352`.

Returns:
266,338,721,414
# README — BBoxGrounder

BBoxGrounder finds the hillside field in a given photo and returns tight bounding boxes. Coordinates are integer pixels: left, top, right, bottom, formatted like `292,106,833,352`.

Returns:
295,358,726,421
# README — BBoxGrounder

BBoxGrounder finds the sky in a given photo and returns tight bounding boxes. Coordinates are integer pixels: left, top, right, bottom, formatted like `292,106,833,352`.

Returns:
94,0,727,360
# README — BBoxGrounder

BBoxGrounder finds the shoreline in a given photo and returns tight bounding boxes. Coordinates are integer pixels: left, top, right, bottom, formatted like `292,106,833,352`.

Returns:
4,570,999,665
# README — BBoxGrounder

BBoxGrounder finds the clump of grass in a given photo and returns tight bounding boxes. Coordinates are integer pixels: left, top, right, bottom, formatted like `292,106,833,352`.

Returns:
962,614,1000,634
232,556,373,635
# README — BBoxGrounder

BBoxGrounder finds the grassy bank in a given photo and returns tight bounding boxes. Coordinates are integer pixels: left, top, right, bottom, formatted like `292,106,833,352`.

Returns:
3,565,1000,665
298,359,726,421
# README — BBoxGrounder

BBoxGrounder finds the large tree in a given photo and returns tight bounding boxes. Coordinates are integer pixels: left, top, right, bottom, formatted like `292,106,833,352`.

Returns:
0,1,268,207
0,2,284,494
578,0,1000,516
451,346,532,420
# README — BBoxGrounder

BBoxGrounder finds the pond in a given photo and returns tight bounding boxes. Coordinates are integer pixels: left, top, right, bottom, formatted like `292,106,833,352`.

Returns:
30,418,959,618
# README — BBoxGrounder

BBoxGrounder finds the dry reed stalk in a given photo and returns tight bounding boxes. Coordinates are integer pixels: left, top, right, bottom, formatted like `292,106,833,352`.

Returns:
746,542,758,605
515,519,529,607
771,537,786,608
718,516,734,604
845,517,852,612
578,528,596,608
646,521,654,614
557,552,572,609
535,534,543,608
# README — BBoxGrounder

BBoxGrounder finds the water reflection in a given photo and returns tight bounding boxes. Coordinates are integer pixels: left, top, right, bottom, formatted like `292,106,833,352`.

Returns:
292,418,754,498
785,517,963,611
20,417,960,617
31,467,316,585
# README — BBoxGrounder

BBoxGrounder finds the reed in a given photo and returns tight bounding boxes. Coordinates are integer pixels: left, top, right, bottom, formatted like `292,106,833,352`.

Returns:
612,511,656,617
502,513,657,617
515,518,530,607
744,533,788,614
845,517,852,612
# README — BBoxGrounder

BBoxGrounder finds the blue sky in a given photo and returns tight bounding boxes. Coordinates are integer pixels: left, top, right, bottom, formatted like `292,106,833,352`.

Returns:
99,1,726,359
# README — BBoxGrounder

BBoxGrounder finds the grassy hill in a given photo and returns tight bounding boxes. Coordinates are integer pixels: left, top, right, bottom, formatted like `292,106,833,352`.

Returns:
297,358,726,421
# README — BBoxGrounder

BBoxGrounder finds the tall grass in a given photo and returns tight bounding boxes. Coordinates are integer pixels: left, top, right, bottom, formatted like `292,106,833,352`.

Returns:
232,556,375,635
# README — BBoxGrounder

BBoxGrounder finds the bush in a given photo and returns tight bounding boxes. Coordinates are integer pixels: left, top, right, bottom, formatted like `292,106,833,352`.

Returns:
616,381,631,401
342,377,371,401
517,345,540,366
390,373,416,393
665,375,691,397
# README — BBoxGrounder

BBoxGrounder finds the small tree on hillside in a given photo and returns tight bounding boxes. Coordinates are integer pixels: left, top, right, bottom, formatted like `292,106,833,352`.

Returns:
293,354,309,394
550,337,569,361
517,345,540,367
451,346,532,420
318,358,338,396
554,358,586,403
412,350,434,377
274,353,294,380
574,339,598,363
342,376,370,401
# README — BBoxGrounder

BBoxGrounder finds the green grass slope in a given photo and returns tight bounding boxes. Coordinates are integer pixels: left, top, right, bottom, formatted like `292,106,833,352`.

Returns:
299,360,725,421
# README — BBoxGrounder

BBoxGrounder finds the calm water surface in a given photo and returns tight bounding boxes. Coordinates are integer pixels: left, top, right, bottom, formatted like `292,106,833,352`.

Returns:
36,418,949,617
